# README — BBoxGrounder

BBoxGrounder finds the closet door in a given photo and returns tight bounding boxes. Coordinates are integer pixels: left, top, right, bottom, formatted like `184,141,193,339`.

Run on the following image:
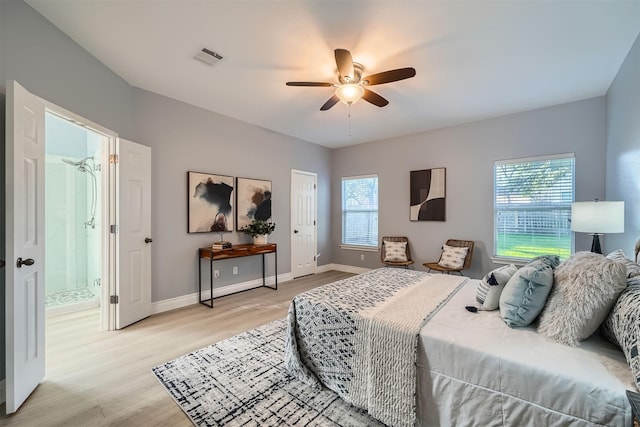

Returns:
291,170,317,278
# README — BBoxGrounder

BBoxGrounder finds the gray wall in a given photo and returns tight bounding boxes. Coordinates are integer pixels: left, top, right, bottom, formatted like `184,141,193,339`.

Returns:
606,32,640,256
0,0,332,383
132,88,332,301
331,97,607,279
1,0,638,387
0,0,134,383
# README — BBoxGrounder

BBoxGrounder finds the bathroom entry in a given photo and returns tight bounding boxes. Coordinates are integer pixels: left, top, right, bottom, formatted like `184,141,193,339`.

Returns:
45,112,106,316
7,81,152,413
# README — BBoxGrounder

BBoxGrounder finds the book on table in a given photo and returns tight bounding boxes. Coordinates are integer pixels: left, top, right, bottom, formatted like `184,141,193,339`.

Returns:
212,241,232,250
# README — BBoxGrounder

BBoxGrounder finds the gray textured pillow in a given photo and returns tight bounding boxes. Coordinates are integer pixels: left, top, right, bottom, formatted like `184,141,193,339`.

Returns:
606,249,640,278
499,255,560,327
476,264,518,310
538,252,626,346
601,277,640,390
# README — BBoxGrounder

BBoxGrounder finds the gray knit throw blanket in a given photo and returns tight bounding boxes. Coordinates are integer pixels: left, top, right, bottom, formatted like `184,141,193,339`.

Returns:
285,268,467,427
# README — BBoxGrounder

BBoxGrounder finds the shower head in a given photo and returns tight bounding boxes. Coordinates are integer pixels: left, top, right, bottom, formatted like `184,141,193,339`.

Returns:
62,157,94,174
62,158,84,167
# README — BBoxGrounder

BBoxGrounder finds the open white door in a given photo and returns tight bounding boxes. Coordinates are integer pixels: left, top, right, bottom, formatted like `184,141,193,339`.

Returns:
114,138,152,329
291,170,317,278
5,81,46,413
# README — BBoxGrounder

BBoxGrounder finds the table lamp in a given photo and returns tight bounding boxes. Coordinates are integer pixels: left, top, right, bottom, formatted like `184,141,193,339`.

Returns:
571,200,624,254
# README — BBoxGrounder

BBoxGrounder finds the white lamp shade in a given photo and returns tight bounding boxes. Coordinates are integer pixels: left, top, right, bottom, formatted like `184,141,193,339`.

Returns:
571,201,624,233
335,84,365,105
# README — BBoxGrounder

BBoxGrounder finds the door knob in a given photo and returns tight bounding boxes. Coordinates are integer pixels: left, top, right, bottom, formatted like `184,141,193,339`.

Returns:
16,257,35,268
145,237,153,244
294,230,299,233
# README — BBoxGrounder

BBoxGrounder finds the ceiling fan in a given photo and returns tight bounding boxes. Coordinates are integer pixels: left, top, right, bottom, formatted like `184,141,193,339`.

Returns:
286,49,416,111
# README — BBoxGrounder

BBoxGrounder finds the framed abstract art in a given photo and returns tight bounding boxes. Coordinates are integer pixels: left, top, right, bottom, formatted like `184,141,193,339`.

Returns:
410,168,446,221
236,177,272,230
188,171,234,233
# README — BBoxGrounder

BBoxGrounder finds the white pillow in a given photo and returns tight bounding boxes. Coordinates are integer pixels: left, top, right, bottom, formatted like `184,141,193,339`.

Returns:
438,244,468,269
476,264,518,310
384,241,408,262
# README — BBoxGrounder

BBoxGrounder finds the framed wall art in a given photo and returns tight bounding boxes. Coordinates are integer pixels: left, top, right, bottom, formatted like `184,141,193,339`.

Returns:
188,171,234,233
410,167,446,221
236,177,272,230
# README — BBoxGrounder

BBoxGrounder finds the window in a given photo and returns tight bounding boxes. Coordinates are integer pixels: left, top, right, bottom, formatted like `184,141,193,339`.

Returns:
494,154,574,261
342,175,378,248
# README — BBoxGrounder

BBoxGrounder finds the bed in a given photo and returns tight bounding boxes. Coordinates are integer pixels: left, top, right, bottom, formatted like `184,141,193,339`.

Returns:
285,267,635,427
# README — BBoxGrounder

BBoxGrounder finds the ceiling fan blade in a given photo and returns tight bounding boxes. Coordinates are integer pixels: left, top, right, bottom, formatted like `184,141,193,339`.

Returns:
364,67,416,85
335,49,354,80
362,89,389,107
286,82,333,87
320,95,340,111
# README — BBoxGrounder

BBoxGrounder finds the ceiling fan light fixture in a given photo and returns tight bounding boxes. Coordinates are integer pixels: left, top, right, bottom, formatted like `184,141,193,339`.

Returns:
335,84,365,105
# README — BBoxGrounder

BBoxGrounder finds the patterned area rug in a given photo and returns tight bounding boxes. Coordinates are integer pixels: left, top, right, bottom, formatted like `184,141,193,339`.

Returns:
152,318,383,426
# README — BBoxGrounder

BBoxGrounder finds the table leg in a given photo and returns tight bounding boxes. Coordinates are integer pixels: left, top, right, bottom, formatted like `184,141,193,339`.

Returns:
199,257,214,308
263,251,277,290
209,258,214,308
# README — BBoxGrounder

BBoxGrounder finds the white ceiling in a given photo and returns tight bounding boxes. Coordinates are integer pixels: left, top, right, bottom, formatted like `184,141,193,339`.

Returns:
25,1,640,149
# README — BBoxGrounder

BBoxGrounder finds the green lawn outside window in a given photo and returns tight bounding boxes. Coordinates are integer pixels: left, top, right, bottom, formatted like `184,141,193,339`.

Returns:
496,233,571,260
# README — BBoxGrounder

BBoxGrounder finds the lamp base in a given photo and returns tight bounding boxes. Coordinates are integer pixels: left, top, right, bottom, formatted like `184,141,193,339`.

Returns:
590,234,603,254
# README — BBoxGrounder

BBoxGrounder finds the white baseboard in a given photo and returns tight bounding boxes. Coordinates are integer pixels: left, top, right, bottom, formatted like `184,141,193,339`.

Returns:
324,263,371,275
151,272,292,314
0,379,5,404
315,264,332,273
151,266,371,315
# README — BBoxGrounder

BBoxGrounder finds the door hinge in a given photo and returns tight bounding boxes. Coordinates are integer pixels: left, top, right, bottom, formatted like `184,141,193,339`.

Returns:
314,220,316,226
110,224,119,234
314,184,316,189
110,295,119,304
109,154,119,164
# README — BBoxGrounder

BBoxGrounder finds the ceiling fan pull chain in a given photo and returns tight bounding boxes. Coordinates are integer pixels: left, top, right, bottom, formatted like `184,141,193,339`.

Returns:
348,104,352,136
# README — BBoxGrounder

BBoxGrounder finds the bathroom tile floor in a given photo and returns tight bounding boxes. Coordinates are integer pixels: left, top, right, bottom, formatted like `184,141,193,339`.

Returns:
45,286,98,308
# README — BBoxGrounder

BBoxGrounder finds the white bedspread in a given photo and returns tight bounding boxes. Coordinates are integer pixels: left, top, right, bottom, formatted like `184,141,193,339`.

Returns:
416,280,635,426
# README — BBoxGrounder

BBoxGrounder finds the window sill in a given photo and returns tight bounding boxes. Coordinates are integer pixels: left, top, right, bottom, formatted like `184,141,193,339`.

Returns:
490,256,529,267
340,244,379,252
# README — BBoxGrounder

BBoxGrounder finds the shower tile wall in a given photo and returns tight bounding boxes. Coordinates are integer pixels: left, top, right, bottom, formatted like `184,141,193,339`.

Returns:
45,155,89,296
45,113,103,309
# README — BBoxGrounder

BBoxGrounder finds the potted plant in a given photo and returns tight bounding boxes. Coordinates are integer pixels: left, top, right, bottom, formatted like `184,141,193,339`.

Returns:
240,219,276,245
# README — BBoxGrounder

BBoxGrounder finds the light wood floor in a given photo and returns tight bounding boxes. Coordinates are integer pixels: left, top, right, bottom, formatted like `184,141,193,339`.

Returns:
1,270,354,426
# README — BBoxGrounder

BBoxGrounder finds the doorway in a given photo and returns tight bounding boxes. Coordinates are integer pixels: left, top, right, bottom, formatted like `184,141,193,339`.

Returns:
6,81,152,413
44,112,109,318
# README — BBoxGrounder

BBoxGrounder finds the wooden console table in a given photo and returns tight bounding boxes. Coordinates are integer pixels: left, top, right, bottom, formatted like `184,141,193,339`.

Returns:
198,243,277,308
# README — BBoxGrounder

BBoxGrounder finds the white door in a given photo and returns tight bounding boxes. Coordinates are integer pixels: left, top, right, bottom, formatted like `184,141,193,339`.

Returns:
5,81,46,413
291,170,317,278
114,139,152,329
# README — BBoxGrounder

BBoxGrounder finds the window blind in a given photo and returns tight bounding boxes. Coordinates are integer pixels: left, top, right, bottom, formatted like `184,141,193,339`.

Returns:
342,175,378,247
494,154,575,260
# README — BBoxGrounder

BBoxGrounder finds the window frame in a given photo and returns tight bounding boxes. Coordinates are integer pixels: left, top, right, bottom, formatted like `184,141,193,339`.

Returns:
492,153,575,263
340,174,379,250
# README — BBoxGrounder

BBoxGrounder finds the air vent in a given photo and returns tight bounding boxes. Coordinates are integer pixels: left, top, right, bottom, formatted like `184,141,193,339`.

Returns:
194,48,223,66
